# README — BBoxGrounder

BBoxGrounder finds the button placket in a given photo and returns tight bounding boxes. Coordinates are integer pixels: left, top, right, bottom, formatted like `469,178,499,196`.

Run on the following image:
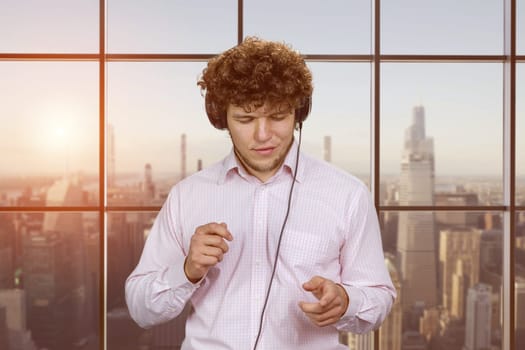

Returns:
250,185,269,342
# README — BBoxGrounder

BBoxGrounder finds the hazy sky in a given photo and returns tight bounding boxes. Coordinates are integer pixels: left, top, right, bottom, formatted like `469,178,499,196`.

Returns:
0,0,524,179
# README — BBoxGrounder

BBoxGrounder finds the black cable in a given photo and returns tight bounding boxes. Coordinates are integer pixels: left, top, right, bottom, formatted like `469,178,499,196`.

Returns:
252,122,303,350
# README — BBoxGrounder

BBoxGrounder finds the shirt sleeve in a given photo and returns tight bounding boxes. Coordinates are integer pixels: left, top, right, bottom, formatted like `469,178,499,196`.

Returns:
334,184,397,334
125,186,201,329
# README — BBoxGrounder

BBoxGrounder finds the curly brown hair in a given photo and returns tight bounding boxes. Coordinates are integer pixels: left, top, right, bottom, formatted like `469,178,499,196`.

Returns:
197,37,313,128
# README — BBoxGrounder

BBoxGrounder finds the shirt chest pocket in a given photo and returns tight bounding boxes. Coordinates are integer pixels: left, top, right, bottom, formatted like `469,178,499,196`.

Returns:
279,229,340,277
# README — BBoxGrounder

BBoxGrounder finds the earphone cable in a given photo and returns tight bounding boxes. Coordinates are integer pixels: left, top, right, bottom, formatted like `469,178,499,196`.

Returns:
252,122,303,350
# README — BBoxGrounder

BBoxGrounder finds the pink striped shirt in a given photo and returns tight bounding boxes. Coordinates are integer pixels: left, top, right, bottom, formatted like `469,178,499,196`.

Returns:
125,141,396,349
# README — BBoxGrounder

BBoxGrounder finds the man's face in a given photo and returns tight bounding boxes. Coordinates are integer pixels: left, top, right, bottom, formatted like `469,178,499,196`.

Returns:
226,102,296,182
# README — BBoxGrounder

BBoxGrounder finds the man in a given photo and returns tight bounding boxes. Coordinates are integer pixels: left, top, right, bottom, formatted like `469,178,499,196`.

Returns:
125,37,396,349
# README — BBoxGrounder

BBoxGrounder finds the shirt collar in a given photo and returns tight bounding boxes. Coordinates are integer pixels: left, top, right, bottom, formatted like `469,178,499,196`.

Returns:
218,139,305,185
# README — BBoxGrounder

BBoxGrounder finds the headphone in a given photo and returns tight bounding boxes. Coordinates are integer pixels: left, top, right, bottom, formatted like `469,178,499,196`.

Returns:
205,94,312,129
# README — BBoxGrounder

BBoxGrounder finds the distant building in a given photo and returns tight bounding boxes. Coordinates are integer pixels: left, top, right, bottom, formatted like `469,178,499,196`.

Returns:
380,254,402,350
397,105,438,315
401,330,427,350
24,177,90,349
341,332,372,350
463,283,492,350
435,192,479,227
0,214,15,289
516,277,525,349
142,163,155,200
0,289,37,350
439,228,481,319
108,123,117,188
23,232,75,349
0,306,9,350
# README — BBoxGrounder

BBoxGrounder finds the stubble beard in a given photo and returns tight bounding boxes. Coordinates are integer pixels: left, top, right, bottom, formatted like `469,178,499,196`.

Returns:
234,139,293,176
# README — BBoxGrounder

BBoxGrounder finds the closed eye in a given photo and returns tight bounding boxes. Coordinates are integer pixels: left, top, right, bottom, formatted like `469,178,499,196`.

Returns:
270,115,288,122
233,116,255,124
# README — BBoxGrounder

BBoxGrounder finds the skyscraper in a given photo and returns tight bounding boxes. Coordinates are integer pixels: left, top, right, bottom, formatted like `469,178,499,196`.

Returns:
397,105,438,314
0,289,38,350
380,254,402,350
439,228,481,319
516,277,525,349
464,283,492,350
108,123,116,188
142,163,155,200
25,178,90,349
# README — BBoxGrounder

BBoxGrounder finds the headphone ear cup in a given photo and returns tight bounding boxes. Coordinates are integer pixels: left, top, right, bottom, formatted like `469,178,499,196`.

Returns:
295,96,312,123
205,94,227,129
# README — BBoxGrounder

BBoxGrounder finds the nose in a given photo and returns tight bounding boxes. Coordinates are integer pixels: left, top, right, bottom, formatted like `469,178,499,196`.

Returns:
254,118,271,142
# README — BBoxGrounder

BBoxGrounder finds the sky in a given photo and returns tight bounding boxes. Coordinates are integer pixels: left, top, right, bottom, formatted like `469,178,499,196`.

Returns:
0,0,524,180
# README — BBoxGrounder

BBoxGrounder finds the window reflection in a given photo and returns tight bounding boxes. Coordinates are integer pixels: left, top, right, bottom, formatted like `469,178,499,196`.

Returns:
0,0,98,53
0,62,99,203
378,211,503,350
381,63,503,206
381,0,503,54
107,0,236,53
518,64,525,202
0,212,99,349
516,212,525,349
244,0,371,54
106,211,189,349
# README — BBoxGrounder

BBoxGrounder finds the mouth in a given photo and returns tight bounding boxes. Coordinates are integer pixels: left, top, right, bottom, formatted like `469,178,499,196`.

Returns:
253,146,276,156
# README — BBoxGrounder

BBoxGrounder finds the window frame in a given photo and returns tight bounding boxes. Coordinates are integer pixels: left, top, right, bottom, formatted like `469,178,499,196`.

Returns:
0,0,523,349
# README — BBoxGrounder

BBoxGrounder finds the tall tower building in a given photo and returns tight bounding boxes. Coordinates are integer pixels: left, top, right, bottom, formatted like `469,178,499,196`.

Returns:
380,255,402,350
0,289,38,350
342,332,373,350
108,123,116,188
516,277,525,349
0,306,8,350
439,228,481,319
25,178,89,348
397,105,438,313
142,163,155,200
464,283,492,350
24,233,74,349
0,215,14,289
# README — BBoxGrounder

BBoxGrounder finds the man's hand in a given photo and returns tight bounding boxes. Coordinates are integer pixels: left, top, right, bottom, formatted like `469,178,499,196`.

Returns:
299,276,349,327
184,222,233,283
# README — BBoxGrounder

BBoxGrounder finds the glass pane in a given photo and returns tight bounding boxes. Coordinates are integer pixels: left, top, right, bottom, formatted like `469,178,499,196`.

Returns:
0,0,98,53
518,64,525,204
244,0,371,54
305,63,370,185
519,0,525,55
107,62,231,206
0,212,100,349
380,63,503,206
378,210,503,350
107,211,189,349
107,0,237,53
381,0,503,54
517,212,525,349
0,62,99,206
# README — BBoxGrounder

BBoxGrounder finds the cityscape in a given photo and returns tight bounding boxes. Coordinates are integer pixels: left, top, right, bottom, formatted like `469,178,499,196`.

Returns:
0,106,525,350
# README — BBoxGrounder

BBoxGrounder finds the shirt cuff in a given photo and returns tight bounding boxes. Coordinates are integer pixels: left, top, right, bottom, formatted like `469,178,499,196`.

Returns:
165,264,204,294
340,285,365,319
